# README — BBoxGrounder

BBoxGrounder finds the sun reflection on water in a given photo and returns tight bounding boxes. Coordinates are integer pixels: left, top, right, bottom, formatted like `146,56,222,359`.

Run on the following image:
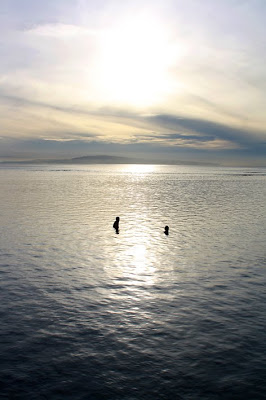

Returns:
121,164,158,174
109,219,160,288
122,242,156,286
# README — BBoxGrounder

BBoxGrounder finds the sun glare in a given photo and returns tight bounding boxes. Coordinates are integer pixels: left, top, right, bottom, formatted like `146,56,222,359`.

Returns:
96,15,180,107
122,164,157,174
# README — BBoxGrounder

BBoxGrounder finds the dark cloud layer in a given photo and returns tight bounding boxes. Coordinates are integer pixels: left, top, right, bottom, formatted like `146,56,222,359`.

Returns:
1,90,266,165
146,114,264,148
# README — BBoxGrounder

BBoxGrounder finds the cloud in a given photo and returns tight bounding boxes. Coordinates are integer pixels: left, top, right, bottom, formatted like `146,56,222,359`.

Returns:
1,87,265,141
1,89,265,156
26,23,96,37
145,114,261,147
1,0,266,165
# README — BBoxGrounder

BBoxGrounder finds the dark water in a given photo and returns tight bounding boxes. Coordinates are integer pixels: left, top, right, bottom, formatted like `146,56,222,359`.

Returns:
1,164,266,399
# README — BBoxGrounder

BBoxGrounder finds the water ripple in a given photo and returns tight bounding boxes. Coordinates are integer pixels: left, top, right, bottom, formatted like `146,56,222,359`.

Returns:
1,165,266,399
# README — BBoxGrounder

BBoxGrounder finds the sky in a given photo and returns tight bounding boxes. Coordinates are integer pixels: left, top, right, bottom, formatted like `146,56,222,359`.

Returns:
0,0,266,165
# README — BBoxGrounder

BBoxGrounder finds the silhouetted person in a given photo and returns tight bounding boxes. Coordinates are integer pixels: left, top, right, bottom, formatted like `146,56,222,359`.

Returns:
113,216,120,234
164,225,169,235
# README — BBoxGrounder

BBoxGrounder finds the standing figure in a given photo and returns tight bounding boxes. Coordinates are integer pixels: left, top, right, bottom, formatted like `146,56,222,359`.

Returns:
113,217,120,233
164,225,169,235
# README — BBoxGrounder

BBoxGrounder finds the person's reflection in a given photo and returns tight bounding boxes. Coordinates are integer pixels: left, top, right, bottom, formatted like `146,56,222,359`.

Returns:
164,225,169,235
113,216,120,234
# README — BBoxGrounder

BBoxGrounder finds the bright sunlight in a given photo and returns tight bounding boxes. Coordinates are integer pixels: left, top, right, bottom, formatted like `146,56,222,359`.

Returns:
96,14,181,108
122,164,158,174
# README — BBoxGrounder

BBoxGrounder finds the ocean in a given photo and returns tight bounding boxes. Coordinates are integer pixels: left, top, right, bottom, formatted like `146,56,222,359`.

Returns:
1,164,266,399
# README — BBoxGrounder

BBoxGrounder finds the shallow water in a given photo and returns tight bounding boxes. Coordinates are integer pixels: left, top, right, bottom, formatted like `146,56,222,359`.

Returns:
1,164,266,399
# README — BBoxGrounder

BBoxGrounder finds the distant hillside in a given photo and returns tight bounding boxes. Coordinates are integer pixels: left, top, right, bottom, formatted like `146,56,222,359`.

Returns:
66,155,145,164
0,155,143,164
0,154,219,166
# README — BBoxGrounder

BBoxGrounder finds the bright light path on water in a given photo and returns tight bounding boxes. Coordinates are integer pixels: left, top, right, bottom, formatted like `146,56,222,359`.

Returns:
121,164,158,174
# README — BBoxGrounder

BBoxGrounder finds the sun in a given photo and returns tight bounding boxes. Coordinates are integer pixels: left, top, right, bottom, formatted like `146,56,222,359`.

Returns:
95,15,179,108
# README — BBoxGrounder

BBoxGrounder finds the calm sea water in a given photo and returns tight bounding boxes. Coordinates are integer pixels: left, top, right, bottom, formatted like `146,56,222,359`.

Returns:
1,164,266,400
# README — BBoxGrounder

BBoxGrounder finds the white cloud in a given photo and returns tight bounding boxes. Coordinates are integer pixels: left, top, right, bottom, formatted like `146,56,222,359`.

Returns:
26,23,97,37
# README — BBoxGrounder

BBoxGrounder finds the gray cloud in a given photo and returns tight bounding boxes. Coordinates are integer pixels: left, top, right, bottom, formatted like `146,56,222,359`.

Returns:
1,90,265,154
144,114,265,148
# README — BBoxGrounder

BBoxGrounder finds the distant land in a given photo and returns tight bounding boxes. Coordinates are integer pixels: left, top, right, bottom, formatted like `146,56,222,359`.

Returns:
0,155,219,166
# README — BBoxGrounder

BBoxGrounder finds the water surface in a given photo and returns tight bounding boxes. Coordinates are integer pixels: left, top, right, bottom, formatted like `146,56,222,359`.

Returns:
1,164,266,399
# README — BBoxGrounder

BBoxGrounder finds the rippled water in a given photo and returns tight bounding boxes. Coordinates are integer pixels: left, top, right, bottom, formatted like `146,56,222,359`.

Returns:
1,164,266,399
